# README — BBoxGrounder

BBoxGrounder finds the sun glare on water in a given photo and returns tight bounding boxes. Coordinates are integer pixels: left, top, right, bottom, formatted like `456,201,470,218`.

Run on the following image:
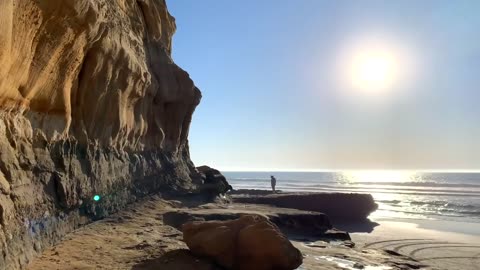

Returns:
342,170,414,183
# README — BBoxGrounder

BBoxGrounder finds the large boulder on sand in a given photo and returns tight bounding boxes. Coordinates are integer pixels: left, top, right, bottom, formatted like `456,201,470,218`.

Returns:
182,215,303,270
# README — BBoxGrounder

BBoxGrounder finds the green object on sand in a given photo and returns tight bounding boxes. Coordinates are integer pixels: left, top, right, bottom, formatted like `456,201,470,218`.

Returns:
93,195,101,201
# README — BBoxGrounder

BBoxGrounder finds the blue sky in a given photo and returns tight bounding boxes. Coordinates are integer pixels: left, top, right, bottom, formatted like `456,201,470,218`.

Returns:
167,0,480,171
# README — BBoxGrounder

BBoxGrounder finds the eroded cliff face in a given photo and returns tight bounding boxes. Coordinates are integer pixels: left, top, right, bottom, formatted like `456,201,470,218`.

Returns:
0,0,201,268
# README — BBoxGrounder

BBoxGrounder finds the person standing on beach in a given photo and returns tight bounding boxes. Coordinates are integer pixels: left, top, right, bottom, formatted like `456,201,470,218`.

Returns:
270,175,277,192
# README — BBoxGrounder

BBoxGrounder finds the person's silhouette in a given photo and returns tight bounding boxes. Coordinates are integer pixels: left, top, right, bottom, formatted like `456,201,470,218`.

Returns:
270,175,277,192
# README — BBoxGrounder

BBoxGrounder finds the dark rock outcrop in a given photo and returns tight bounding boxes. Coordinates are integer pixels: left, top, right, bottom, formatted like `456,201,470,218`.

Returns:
0,1,201,268
196,165,233,197
232,192,378,222
182,215,303,270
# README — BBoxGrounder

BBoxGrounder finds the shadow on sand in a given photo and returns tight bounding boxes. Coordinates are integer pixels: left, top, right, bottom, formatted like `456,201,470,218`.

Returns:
131,249,221,270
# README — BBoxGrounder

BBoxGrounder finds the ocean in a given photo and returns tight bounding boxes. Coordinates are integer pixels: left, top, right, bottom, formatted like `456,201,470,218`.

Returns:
224,171,480,223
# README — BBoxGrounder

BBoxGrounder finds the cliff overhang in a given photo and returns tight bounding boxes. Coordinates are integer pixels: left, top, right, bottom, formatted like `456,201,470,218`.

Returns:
0,1,201,268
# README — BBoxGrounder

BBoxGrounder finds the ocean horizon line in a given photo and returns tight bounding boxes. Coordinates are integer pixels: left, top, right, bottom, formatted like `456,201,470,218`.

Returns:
216,168,480,173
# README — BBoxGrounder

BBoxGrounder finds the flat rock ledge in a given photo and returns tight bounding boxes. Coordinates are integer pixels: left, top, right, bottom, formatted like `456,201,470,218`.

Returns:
162,203,352,242
231,190,378,222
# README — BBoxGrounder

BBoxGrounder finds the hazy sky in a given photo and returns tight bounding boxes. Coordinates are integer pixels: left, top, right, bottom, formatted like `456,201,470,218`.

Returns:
167,0,480,171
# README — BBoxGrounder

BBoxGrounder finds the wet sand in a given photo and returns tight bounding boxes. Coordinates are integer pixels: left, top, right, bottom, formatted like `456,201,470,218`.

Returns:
349,218,480,270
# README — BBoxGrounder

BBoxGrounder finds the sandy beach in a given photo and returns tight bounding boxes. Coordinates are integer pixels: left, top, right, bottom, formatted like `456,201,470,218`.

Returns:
25,191,480,270
349,218,480,270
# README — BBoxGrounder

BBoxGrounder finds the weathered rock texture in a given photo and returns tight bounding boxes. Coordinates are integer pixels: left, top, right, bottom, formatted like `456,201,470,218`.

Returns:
196,165,233,197
163,206,334,236
232,192,378,221
0,0,201,268
183,215,303,270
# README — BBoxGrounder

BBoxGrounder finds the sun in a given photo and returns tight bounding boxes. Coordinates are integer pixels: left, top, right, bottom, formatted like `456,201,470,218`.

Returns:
333,36,417,101
350,50,397,93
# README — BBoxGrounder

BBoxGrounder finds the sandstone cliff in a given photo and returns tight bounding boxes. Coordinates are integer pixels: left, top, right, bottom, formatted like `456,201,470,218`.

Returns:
0,0,201,268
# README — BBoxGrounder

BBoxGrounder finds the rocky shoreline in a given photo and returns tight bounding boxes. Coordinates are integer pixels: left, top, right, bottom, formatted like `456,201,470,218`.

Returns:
25,181,434,270
15,166,434,269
